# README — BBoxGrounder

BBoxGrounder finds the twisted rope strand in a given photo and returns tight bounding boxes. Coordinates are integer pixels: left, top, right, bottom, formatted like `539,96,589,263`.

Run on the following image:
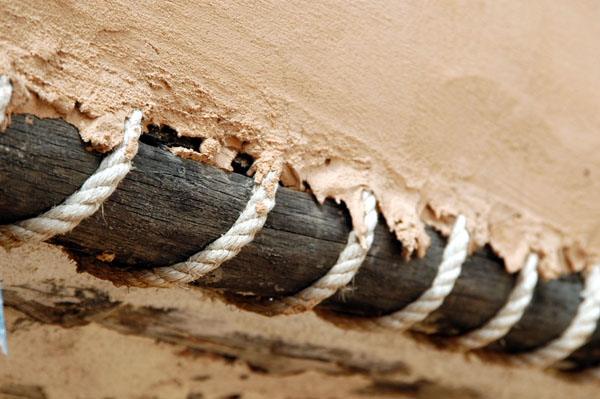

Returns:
0,110,143,249
0,75,12,127
334,215,469,331
453,253,539,349
86,170,280,288
269,190,378,315
510,264,600,368
369,214,469,330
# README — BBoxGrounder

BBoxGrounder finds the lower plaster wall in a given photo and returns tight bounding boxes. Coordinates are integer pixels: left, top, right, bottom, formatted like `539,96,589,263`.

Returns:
0,243,597,399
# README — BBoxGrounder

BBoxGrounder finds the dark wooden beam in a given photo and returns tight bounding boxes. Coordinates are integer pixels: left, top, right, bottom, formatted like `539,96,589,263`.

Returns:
0,114,597,370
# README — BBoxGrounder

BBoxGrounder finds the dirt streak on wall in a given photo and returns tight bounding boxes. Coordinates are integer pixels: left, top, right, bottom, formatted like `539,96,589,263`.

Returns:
1,243,599,399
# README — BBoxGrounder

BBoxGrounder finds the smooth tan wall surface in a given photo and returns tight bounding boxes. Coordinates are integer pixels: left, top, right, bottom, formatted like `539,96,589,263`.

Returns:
1,1,600,277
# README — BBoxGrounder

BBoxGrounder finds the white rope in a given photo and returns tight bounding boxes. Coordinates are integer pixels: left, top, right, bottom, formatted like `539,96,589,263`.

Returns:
511,264,600,368
350,214,469,331
89,170,280,288
0,110,144,249
270,190,378,314
454,253,539,349
0,75,12,127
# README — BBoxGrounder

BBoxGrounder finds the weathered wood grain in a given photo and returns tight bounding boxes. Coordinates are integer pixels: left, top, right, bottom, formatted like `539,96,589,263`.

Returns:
0,114,597,369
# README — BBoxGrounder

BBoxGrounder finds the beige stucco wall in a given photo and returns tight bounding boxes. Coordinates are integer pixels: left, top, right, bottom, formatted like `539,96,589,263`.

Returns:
2,1,600,277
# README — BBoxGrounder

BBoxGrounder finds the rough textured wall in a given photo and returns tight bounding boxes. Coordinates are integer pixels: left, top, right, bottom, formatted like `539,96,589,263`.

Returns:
1,1,600,277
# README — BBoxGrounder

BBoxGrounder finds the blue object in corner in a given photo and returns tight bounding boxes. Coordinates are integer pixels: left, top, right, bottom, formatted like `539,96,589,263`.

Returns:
0,280,7,355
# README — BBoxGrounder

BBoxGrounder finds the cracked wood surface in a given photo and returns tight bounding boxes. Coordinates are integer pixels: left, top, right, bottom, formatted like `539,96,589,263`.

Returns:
0,114,598,370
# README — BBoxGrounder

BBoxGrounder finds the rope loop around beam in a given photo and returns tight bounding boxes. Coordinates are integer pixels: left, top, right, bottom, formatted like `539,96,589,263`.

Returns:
510,263,600,368
0,75,12,127
452,253,539,350
365,214,469,331
267,190,378,315
0,107,143,250
84,169,281,288
316,214,472,332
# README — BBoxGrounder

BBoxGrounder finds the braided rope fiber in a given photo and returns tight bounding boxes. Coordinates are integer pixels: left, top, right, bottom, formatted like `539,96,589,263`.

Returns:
367,214,469,330
0,75,12,127
0,110,143,249
268,190,378,315
510,264,600,368
85,170,280,288
453,253,539,349
328,214,470,331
